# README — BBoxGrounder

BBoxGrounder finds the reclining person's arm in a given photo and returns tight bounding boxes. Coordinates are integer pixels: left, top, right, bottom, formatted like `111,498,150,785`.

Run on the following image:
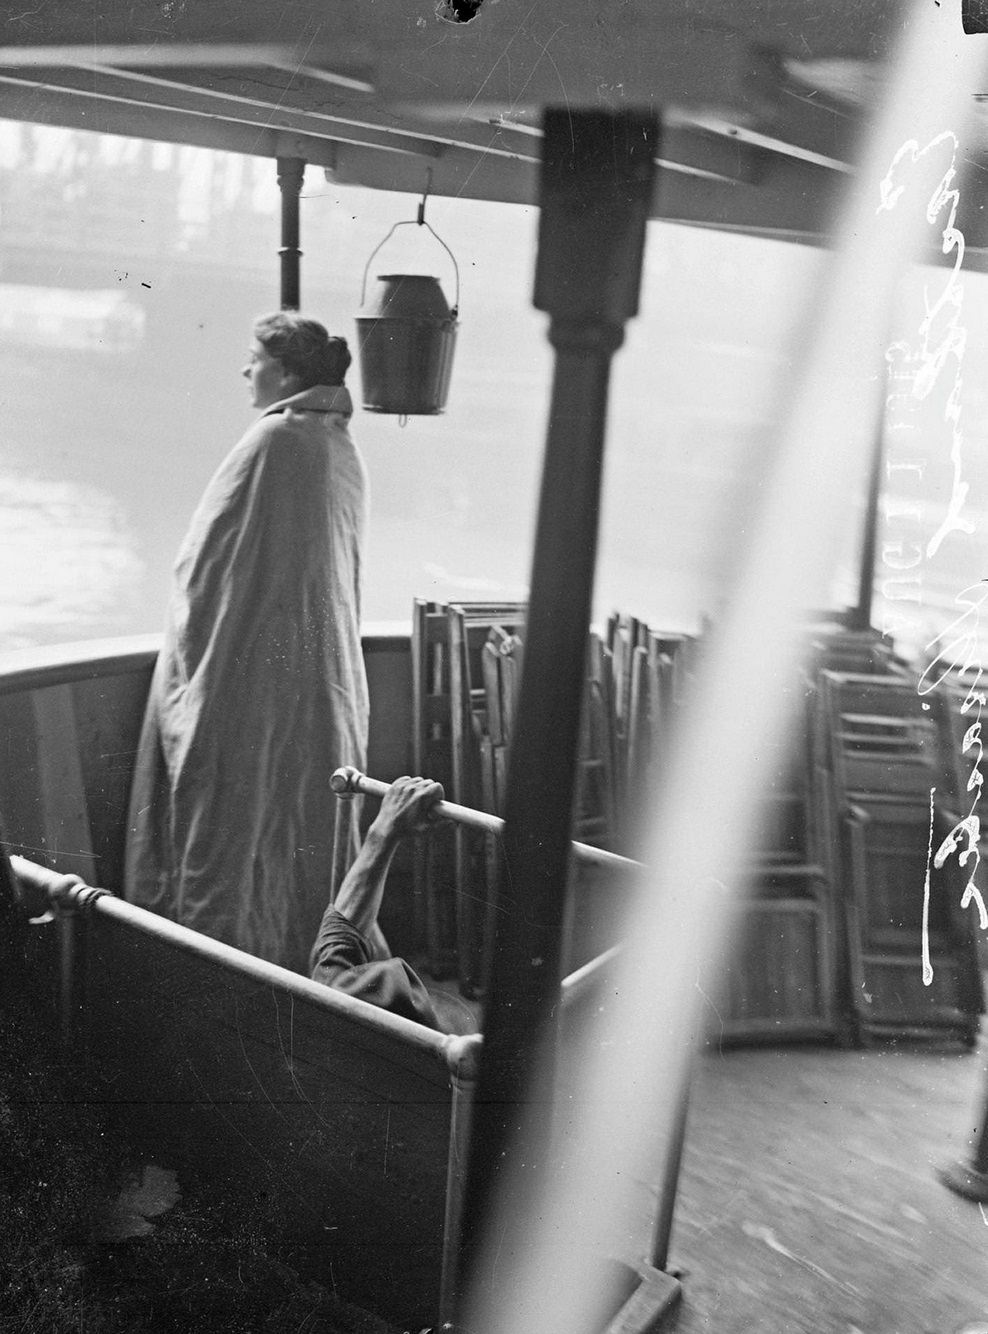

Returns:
331,776,444,939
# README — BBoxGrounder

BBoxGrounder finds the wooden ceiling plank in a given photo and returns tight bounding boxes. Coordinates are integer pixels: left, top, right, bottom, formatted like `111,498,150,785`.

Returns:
0,69,445,162
683,111,854,174
267,61,376,95
123,65,551,163
768,83,866,166
0,42,359,70
0,79,291,160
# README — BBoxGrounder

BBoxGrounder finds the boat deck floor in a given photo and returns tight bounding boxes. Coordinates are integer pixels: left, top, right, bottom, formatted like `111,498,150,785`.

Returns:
411,960,988,1330
667,1027,988,1333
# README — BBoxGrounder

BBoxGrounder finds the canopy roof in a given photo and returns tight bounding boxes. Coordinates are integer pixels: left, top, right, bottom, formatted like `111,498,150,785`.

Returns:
1,1,986,261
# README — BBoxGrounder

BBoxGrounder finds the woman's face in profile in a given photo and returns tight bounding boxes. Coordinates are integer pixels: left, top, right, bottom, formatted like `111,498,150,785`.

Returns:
242,340,298,409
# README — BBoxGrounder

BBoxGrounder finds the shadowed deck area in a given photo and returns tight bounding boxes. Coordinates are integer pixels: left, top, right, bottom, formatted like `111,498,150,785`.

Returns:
670,1027,988,1333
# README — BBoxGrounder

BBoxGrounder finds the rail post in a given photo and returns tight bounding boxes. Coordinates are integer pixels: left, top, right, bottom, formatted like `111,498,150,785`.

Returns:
276,155,305,311
848,388,890,633
453,108,658,1323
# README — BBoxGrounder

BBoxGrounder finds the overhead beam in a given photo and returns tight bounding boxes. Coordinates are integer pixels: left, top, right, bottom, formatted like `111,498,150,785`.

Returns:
326,138,538,208
0,68,451,161
493,116,760,183
0,80,346,169
323,136,844,230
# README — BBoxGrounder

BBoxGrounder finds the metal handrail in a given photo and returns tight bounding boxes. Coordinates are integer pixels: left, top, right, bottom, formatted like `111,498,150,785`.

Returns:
330,766,643,876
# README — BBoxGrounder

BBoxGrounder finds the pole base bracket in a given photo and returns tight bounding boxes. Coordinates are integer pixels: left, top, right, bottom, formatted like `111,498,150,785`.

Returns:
938,1159,988,1202
603,1261,683,1334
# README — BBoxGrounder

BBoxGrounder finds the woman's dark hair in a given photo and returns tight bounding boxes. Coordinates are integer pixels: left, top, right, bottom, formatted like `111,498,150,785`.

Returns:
253,312,352,388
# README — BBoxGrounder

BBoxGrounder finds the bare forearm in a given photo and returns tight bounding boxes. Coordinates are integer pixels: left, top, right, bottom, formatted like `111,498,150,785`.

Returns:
330,776,444,944
332,825,400,937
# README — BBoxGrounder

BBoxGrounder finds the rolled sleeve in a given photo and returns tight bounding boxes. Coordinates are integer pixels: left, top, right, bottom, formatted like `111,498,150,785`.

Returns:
310,909,441,1030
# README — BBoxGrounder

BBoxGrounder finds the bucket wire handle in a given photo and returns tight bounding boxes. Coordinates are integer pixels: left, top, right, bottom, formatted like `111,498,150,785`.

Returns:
359,179,460,314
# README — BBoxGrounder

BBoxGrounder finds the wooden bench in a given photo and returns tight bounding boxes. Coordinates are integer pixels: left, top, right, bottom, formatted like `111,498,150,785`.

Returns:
11,853,477,1328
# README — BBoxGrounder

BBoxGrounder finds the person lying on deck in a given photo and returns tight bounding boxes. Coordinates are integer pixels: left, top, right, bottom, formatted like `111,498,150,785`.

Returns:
309,775,452,1031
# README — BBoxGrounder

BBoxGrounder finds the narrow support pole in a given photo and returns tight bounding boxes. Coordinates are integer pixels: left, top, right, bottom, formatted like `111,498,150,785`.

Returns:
454,108,658,1323
276,156,305,311
849,398,886,631
649,1060,693,1271
0,847,27,1003
440,1037,482,1326
57,906,76,1048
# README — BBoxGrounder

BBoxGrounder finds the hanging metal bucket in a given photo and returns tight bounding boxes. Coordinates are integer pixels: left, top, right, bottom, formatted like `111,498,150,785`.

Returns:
356,274,458,415
355,219,460,416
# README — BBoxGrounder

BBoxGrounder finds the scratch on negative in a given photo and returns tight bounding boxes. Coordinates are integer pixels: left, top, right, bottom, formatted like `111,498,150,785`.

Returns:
383,1106,392,1179
241,19,323,155
457,0,544,125
4,840,98,860
532,31,573,144
695,978,725,1044
271,991,307,1103
502,24,568,130
235,998,293,1132
449,21,570,201
491,1219,509,1283
267,994,349,1156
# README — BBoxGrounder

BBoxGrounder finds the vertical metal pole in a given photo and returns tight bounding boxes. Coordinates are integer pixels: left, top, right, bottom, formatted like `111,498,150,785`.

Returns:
57,905,76,1048
440,1037,482,1325
276,156,305,311
454,109,658,1318
649,1063,692,1271
0,846,27,1003
849,408,885,631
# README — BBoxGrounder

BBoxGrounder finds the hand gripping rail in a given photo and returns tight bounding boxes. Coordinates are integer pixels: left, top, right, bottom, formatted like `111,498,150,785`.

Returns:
329,766,643,876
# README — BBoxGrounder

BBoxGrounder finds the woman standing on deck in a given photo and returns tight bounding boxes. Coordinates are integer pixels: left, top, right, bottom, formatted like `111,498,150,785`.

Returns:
124,312,369,973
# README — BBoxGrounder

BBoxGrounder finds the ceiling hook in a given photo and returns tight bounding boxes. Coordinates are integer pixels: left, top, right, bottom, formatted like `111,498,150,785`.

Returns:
417,167,433,226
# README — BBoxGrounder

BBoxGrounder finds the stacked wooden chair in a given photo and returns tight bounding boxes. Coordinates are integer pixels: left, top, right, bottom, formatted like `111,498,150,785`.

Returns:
610,616,839,1044
607,615,703,848
814,669,983,1046
411,601,690,994
411,599,527,989
716,684,839,1043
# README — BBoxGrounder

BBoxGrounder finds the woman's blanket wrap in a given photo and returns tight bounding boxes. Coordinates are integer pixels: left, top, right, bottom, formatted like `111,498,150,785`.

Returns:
125,385,369,973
